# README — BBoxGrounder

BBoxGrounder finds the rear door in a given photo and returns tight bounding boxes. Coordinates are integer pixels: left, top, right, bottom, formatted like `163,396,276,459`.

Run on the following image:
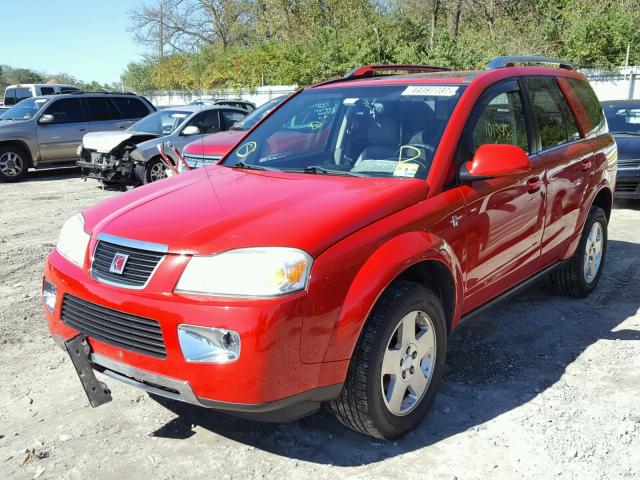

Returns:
458,79,546,312
524,76,595,267
36,98,90,163
86,97,130,132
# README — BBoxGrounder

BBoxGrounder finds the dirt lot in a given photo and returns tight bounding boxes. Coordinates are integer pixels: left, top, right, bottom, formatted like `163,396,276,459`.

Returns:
0,170,639,480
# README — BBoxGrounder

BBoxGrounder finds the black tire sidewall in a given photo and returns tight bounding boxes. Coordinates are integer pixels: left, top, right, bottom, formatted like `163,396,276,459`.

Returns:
144,158,167,184
574,207,608,295
366,284,448,439
0,145,28,182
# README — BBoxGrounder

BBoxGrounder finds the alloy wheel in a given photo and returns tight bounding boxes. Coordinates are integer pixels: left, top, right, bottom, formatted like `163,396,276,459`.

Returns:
149,162,167,182
583,221,603,284
0,152,24,177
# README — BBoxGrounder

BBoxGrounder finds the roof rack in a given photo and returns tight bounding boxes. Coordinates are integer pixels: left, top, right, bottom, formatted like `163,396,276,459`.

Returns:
487,55,575,71
344,64,450,79
68,90,138,96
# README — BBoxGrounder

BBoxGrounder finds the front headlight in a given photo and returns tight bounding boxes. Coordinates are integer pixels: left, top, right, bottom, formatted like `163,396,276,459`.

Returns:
175,247,313,297
56,213,90,268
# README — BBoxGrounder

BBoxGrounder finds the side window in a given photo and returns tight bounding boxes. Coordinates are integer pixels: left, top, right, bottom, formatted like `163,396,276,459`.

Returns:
86,98,114,121
111,97,150,119
563,78,606,137
557,88,581,142
40,87,55,96
43,98,87,124
186,110,220,134
221,110,246,130
471,90,529,153
526,77,573,150
4,89,16,105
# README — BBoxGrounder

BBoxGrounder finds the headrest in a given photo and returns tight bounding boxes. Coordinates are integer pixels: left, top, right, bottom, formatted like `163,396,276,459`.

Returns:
368,117,401,146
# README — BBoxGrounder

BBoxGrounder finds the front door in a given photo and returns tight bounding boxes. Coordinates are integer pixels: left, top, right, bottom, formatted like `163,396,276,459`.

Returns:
36,98,90,163
458,80,546,313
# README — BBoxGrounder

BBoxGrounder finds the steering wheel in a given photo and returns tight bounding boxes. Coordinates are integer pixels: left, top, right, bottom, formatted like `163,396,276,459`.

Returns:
395,143,436,170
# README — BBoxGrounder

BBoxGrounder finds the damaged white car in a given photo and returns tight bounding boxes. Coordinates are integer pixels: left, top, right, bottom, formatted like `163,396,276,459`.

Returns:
77,104,247,188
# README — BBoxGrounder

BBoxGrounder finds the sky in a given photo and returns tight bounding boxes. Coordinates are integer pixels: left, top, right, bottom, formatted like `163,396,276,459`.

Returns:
0,0,146,84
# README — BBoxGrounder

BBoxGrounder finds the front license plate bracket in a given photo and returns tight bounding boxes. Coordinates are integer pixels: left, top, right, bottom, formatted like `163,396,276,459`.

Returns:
64,335,112,407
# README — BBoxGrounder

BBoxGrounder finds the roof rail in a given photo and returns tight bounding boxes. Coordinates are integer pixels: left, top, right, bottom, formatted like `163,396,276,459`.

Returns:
345,64,450,79
68,90,138,96
487,55,575,70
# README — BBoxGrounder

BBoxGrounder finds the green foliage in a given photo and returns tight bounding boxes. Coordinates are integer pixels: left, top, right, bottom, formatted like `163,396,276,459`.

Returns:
123,0,640,92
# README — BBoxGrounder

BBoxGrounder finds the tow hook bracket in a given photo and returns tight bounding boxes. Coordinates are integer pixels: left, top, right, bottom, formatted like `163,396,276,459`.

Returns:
64,335,112,407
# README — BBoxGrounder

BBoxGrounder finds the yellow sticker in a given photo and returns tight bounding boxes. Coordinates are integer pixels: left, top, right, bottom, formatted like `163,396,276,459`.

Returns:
393,162,419,178
236,141,257,158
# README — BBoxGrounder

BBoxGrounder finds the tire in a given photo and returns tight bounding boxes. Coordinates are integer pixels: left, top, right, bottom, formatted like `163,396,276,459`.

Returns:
143,158,168,184
330,281,447,439
550,206,608,298
0,145,29,182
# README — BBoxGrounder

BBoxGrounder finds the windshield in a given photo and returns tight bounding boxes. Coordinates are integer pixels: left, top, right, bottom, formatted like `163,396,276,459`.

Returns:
130,109,190,135
223,84,464,179
230,97,285,131
603,103,640,134
0,97,48,121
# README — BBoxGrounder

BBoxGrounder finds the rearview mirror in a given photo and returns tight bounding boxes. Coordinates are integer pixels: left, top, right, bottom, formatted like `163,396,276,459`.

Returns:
39,114,55,124
182,125,200,136
459,144,530,182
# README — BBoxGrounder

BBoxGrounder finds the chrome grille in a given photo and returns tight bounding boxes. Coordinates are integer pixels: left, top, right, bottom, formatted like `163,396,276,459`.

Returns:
61,295,166,358
91,240,164,288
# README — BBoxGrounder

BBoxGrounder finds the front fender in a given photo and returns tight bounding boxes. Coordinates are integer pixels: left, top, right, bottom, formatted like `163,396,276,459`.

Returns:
303,231,463,364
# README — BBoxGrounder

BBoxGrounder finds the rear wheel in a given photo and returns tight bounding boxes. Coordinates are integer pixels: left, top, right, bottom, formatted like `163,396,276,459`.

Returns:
0,145,29,182
550,206,608,297
330,281,447,439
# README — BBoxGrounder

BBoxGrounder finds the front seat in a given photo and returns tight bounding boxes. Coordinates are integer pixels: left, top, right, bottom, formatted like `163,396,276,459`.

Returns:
355,117,401,163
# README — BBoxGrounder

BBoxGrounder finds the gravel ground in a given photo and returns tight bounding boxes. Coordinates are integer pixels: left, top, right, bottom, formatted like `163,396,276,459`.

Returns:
1,170,639,480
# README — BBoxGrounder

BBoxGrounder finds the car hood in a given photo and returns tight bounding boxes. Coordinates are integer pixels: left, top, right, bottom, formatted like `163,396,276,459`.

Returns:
83,166,427,257
83,131,161,153
612,135,640,162
183,130,245,157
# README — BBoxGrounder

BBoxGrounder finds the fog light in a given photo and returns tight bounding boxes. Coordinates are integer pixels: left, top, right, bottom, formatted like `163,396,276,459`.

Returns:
43,279,57,312
178,325,240,363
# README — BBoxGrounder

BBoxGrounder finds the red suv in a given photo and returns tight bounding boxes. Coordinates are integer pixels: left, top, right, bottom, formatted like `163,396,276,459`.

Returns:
43,56,616,440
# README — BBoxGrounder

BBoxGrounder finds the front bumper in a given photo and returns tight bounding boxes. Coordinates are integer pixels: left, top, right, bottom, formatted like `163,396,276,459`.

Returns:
77,151,136,185
615,164,640,199
43,250,346,419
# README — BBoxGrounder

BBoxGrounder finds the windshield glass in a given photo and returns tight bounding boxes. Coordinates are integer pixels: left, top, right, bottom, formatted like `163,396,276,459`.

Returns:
223,84,464,179
603,103,640,134
231,96,285,131
0,97,49,121
131,109,190,135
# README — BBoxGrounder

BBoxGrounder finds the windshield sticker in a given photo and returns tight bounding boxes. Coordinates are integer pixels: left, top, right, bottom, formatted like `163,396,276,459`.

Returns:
393,162,419,178
236,141,257,158
402,85,459,97
343,98,359,105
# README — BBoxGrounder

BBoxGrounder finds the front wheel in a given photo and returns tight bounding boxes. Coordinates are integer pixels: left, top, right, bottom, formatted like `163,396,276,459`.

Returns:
0,145,29,182
143,158,169,184
330,281,447,439
550,206,608,297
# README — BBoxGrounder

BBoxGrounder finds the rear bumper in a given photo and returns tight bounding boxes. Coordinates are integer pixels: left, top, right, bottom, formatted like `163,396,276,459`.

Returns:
615,165,640,199
43,250,348,418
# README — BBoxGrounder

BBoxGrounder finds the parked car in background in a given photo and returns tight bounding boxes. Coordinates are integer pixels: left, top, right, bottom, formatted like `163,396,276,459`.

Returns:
0,92,155,182
181,95,286,171
44,57,615,439
78,104,247,187
190,98,256,112
602,99,640,199
3,83,80,106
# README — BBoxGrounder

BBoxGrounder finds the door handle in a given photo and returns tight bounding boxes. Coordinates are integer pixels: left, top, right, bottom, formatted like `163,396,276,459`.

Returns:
581,159,592,171
79,128,86,132
119,125,126,129
526,176,542,193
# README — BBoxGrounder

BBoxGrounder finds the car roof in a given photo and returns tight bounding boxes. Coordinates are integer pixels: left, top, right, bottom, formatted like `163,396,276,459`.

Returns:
601,99,640,106
160,104,248,113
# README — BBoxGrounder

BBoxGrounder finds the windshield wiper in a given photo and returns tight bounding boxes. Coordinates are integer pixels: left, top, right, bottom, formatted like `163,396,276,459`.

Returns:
232,161,280,171
302,165,369,177
611,131,640,136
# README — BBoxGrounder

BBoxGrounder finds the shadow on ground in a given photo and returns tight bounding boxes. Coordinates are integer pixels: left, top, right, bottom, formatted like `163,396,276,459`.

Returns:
21,166,81,182
150,239,640,466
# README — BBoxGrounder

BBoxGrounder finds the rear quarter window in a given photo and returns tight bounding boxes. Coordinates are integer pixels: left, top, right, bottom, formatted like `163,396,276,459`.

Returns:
111,97,151,119
558,78,606,137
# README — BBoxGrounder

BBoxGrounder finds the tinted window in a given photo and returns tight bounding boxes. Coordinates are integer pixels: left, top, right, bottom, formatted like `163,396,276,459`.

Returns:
86,98,114,121
472,90,529,153
4,89,16,105
40,87,55,95
221,110,246,130
565,78,605,136
187,110,220,134
111,97,150,119
526,77,571,150
603,103,640,134
43,98,88,124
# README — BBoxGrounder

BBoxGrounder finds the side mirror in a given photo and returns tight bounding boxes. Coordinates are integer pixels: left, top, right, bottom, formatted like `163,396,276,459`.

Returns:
39,114,55,124
459,144,530,182
182,125,200,136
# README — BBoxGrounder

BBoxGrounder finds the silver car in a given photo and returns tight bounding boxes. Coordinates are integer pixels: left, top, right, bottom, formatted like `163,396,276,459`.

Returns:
77,104,247,187
0,92,155,182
